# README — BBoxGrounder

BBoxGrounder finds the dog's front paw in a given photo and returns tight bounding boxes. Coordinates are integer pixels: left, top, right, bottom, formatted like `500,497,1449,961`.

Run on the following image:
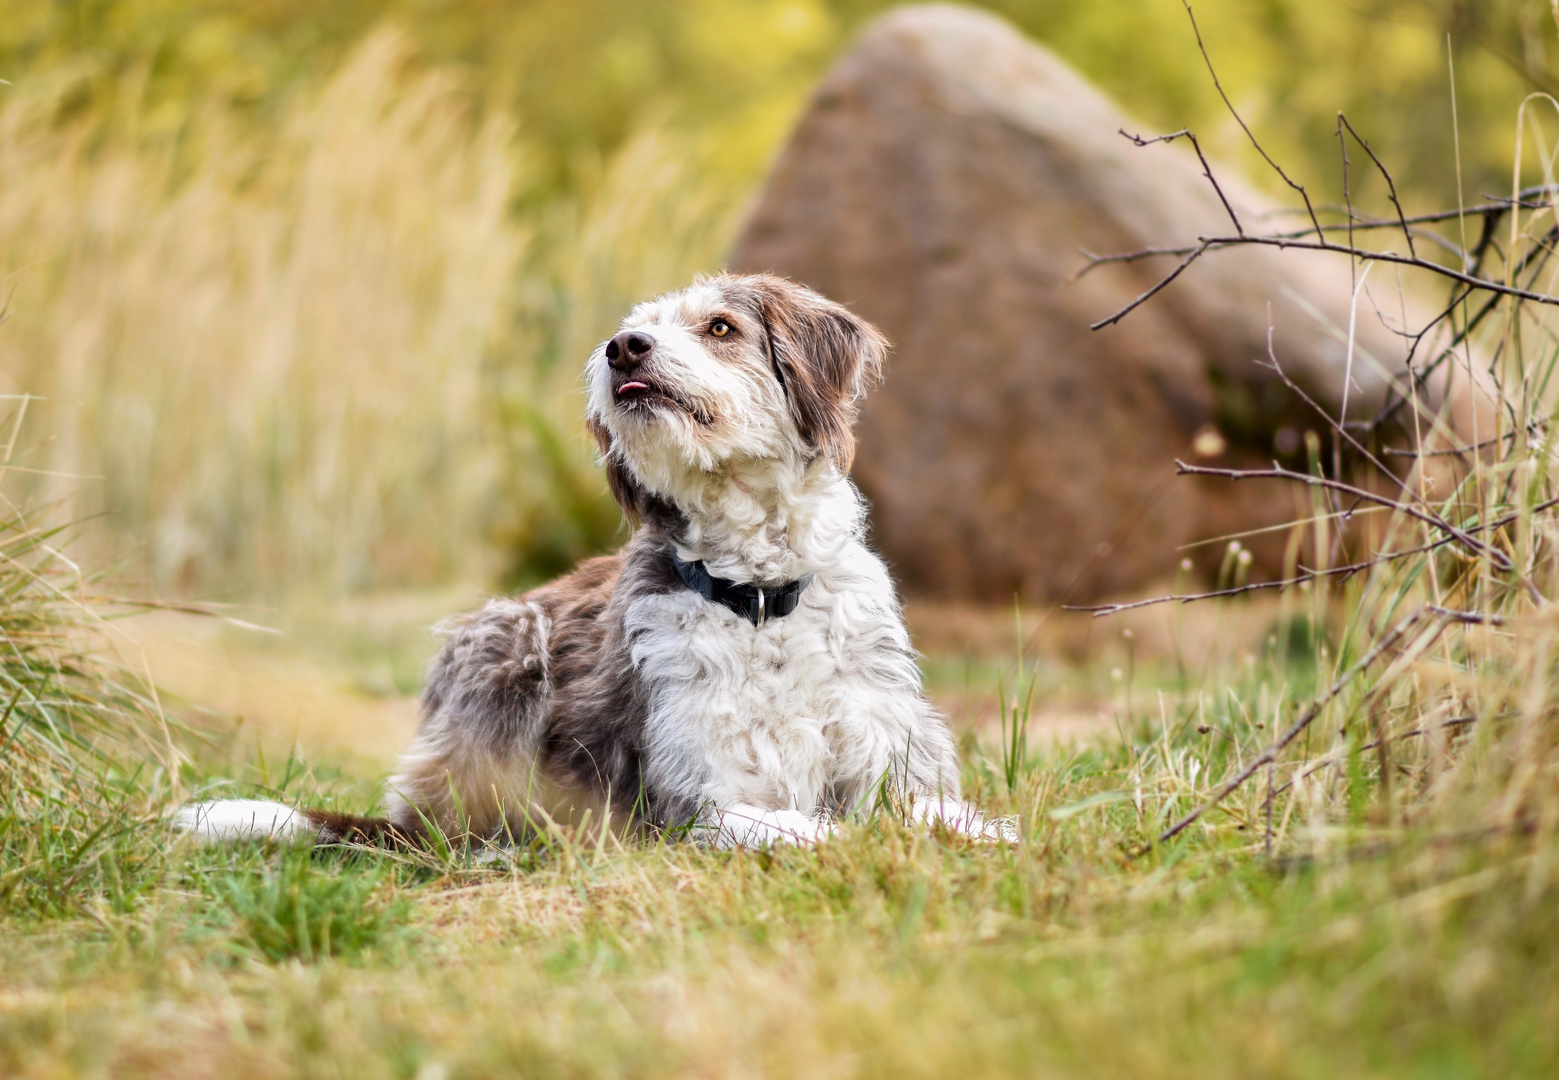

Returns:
768,807,835,846
911,798,1019,844
710,804,834,849
975,814,1021,844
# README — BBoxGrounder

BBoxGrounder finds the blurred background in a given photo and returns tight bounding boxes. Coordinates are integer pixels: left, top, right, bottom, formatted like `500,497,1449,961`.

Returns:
1,0,1554,754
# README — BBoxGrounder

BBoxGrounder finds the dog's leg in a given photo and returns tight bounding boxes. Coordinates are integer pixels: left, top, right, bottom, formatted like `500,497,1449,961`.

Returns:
384,597,555,840
175,598,569,849
700,804,834,848
824,707,1017,843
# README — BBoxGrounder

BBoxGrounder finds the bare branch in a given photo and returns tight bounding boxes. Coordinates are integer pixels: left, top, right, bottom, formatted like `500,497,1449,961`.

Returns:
1337,113,1356,285
1267,184,1559,226
1383,419,1549,458
1268,715,1479,801
1181,0,1325,240
1066,550,1415,617
1121,127,1243,236
1086,234,1559,325
1257,339,1422,511
1089,242,1211,330
1069,496,1559,618
1424,604,1508,625
1071,245,1199,282
1338,113,1417,259
1174,459,1515,570
1073,210,1550,285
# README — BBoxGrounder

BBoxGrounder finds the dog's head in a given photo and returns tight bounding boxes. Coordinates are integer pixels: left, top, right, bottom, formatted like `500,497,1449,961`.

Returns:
585,273,888,521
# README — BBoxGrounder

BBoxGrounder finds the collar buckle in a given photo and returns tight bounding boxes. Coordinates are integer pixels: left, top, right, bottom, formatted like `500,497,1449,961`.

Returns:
671,548,808,628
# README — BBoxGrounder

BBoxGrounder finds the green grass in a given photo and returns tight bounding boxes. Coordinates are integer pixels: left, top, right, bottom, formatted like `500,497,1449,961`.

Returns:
191,843,410,965
5,471,1554,1075
0,501,180,924
1,716,1554,1078
3,573,1556,1076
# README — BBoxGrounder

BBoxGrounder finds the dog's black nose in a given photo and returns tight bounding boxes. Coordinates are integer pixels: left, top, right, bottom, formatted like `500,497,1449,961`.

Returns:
605,331,654,371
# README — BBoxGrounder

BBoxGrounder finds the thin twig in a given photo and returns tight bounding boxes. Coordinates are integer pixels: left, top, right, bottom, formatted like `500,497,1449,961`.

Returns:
1155,606,1442,846
1090,243,1210,330
1268,715,1479,801
1066,553,1406,616
1253,184,1559,228
1257,339,1427,518
1338,113,1416,259
1087,233,1559,331
1068,495,1559,617
1383,419,1548,457
1255,338,1545,607
1174,460,1514,570
1424,604,1507,625
1338,113,1356,303
1264,759,1275,858
1121,128,1243,236
1180,0,1324,239
1364,220,1531,433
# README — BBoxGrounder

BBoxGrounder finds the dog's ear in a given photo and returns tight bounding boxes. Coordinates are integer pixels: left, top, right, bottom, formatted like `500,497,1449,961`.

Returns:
588,415,657,525
743,275,887,472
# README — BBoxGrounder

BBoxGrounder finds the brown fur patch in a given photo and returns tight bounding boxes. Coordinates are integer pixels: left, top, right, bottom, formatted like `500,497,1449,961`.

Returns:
305,809,424,848
540,535,686,824
587,414,678,526
725,273,888,471
386,541,690,839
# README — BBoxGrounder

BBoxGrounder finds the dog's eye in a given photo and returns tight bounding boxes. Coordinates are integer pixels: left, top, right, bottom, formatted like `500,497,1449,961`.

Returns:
709,320,732,338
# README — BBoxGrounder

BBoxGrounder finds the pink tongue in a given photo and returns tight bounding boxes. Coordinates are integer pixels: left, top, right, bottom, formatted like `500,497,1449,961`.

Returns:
618,381,649,393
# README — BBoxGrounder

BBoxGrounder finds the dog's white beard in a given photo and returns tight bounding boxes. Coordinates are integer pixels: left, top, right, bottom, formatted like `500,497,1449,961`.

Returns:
609,404,862,584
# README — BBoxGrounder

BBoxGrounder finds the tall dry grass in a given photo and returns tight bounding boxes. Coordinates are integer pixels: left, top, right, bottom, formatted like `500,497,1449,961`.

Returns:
490,126,760,584
0,479,179,916
1,30,521,596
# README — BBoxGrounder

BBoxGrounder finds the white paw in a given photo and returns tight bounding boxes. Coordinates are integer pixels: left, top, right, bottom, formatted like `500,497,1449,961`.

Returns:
172,799,312,843
974,814,1021,844
910,797,1018,844
708,804,834,848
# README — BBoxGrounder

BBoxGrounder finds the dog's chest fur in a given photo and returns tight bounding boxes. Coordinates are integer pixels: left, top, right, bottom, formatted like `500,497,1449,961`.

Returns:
627,541,928,814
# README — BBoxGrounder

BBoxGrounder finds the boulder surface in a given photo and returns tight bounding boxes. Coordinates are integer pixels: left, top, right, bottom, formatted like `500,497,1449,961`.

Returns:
730,4,1409,602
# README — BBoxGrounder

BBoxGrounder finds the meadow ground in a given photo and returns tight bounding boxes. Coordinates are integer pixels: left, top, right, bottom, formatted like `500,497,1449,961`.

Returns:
3,6,1558,1077
3,590,1556,1080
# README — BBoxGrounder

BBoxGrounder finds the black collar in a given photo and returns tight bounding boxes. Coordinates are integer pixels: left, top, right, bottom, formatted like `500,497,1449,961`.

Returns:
671,549,813,627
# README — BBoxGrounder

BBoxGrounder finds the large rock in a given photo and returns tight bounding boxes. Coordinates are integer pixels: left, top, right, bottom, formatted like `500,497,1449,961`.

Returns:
730,4,1410,602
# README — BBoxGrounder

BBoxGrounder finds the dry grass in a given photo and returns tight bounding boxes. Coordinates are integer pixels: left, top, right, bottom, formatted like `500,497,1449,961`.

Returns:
4,496,1556,1075
0,29,523,595
2,755,1555,1078
0,493,178,920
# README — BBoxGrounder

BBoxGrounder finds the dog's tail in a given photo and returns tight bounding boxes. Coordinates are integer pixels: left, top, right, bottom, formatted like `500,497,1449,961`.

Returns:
172,799,419,847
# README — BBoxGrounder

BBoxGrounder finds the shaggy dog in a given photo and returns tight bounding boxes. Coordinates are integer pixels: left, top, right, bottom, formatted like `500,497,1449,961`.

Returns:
178,274,1009,848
